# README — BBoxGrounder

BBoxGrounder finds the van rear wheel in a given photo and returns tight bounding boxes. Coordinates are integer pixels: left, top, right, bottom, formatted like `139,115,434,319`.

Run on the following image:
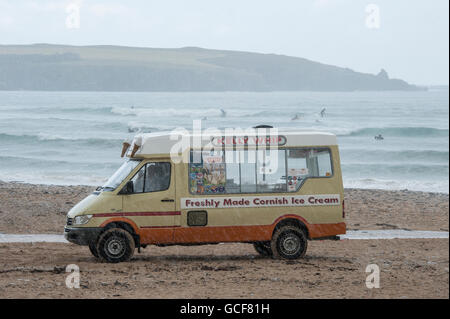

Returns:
271,225,308,260
96,228,135,263
253,242,273,257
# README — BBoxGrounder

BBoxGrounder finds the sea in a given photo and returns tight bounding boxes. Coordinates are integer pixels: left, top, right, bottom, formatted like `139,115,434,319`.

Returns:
0,90,448,193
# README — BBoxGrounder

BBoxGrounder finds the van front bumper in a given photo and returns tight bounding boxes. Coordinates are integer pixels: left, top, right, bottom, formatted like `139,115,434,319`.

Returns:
64,227,102,246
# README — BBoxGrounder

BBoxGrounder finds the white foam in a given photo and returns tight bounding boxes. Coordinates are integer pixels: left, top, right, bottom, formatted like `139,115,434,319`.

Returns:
344,178,449,194
0,172,108,186
111,106,225,118
0,230,448,243
340,229,449,240
0,234,68,243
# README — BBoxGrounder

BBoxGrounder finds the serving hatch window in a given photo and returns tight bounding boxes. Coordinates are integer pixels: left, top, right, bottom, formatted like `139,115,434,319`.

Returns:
256,149,286,193
189,147,333,195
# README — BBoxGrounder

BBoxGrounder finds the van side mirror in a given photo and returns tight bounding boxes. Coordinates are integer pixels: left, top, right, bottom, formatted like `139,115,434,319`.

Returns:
120,180,134,194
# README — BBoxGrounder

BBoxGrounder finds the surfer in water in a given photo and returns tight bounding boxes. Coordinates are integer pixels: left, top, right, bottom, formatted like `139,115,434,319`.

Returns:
374,134,384,140
220,109,226,117
291,113,301,121
128,127,139,133
320,108,326,117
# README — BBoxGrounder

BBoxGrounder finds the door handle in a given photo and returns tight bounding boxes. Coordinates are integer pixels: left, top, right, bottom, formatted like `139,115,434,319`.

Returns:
161,198,175,202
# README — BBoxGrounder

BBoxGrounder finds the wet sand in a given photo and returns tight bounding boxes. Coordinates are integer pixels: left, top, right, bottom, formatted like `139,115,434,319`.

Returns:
0,240,448,299
0,181,448,298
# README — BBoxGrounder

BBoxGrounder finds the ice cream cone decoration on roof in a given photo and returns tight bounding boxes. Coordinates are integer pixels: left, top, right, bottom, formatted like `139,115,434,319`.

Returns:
121,140,131,157
130,135,143,157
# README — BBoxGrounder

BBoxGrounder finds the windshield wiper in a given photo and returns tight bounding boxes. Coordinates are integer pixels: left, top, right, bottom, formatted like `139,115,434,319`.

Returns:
96,186,115,191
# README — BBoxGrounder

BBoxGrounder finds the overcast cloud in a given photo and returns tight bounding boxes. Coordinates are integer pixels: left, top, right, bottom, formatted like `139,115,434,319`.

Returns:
0,0,448,85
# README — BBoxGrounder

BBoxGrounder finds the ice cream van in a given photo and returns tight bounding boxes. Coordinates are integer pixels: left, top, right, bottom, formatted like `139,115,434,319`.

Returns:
64,128,346,263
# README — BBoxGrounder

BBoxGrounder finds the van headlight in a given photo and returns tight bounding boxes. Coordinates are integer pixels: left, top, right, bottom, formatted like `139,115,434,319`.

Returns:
74,215,93,225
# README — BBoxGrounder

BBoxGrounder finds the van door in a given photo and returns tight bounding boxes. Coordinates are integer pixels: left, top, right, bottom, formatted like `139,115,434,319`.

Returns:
122,160,177,244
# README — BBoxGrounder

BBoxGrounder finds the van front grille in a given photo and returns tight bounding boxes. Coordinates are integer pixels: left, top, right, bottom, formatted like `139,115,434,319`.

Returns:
66,217,73,226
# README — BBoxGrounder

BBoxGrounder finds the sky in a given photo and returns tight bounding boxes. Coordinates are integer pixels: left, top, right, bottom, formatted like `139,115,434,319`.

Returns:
0,0,448,85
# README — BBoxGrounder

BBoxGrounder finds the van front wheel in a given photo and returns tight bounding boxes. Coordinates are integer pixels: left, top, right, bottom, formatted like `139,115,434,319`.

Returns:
88,242,99,258
271,225,307,260
96,228,135,263
253,242,273,257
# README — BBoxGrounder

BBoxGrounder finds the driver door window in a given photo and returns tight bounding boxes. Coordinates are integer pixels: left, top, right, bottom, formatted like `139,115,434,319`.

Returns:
130,162,171,193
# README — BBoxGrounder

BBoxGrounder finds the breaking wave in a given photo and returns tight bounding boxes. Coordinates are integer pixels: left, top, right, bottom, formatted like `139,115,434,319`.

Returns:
341,149,449,163
0,133,122,147
339,127,449,138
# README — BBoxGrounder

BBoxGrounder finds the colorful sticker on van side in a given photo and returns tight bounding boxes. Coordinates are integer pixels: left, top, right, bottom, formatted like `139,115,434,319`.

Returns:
189,162,226,194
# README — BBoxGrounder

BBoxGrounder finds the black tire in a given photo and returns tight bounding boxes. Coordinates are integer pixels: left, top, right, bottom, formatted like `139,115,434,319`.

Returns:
271,225,308,260
253,242,273,257
88,242,99,258
96,228,135,263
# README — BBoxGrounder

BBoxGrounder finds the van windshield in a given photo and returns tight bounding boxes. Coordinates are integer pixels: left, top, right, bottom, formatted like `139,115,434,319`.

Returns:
101,160,141,191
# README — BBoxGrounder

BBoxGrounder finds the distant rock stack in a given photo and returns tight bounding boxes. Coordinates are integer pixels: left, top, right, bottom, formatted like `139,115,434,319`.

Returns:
377,69,389,80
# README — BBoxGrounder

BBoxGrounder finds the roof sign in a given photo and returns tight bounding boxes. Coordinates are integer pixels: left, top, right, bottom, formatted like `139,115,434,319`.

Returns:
211,135,287,147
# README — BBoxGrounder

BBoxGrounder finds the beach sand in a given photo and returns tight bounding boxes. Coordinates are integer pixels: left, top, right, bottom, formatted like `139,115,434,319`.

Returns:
0,181,448,298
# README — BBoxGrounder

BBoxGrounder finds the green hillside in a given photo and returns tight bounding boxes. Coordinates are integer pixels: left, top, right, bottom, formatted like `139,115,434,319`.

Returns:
0,44,421,91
